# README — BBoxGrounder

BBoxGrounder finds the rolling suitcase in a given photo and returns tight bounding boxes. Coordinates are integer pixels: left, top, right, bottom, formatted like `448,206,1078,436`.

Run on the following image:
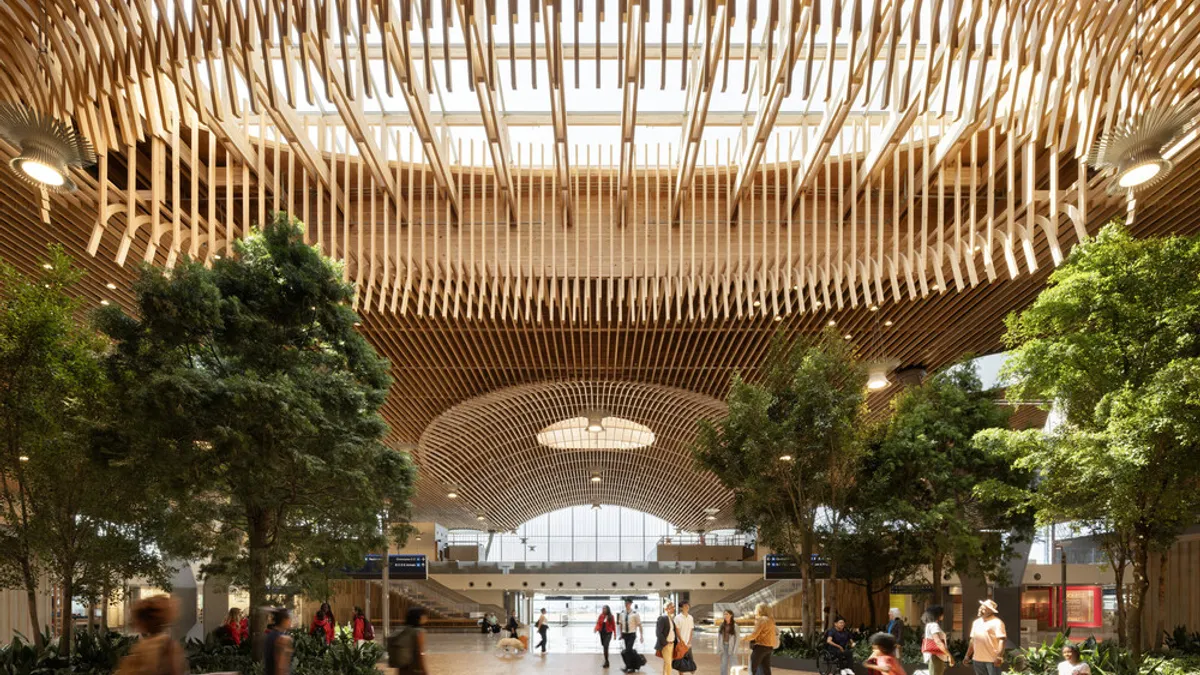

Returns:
730,651,750,675
621,647,647,671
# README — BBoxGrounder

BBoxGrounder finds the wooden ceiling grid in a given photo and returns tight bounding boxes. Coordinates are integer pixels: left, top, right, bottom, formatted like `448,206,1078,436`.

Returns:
2,0,1200,527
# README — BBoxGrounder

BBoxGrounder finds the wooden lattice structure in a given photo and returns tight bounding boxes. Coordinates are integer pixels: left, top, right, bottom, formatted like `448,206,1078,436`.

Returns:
1,0,1200,528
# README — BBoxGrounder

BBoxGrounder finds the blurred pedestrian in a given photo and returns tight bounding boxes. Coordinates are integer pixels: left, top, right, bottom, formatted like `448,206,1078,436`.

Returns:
388,607,428,675
115,595,186,675
264,608,294,675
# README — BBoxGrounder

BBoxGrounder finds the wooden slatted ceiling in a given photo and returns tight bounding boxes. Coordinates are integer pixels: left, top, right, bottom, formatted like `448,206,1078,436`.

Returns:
3,0,1200,528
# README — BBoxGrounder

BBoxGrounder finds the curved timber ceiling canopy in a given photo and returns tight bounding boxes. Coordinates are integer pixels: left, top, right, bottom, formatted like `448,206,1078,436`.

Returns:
2,0,1200,533
417,381,729,530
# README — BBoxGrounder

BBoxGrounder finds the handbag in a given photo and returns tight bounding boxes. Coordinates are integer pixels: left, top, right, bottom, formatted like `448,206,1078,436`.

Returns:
922,637,949,660
671,647,697,673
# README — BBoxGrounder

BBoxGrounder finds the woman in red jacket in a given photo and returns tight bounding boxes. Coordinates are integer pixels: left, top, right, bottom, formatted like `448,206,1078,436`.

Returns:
310,603,335,644
594,605,616,669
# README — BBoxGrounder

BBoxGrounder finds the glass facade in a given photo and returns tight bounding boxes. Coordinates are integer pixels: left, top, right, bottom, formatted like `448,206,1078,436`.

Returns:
446,504,744,563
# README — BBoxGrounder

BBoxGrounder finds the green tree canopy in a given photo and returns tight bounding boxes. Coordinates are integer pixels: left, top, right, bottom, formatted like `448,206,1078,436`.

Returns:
694,330,866,637
100,215,417,638
993,222,1200,656
0,247,169,650
861,363,1033,607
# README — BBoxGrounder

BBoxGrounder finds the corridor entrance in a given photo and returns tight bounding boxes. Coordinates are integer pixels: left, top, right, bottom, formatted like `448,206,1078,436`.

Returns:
531,594,663,626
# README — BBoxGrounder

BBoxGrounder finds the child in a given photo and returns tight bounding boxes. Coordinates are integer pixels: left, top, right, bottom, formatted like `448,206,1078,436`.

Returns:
1058,645,1090,675
865,632,907,675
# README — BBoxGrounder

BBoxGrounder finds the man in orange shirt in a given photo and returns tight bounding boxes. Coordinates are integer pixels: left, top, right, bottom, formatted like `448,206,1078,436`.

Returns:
965,600,1008,675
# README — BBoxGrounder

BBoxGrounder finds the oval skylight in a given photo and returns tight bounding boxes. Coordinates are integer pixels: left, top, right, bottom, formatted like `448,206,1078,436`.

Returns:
536,416,656,450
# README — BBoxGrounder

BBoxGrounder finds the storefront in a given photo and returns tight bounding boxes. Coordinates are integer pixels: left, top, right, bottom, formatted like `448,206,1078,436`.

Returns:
1020,585,1104,631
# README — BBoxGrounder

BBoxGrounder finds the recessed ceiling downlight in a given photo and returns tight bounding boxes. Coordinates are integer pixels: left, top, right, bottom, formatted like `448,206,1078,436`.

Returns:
537,416,655,450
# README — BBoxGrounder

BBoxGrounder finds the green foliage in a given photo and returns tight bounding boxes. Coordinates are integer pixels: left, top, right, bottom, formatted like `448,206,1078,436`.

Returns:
995,222,1200,655
1011,633,1200,675
0,247,171,648
100,214,418,634
694,330,866,634
860,362,1034,597
186,630,381,675
1164,626,1200,656
0,629,134,675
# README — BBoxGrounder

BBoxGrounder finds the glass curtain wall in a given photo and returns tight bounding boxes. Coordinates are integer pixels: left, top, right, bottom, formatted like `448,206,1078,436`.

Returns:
446,504,743,562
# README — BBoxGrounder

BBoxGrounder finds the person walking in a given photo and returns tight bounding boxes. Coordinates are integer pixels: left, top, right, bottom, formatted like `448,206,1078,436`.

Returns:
920,605,954,675
618,598,644,652
741,602,778,675
352,606,375,644
388,607,429,675
654,603,677,675
717,609,740,675
673,601,695,669
505,610,520,639
596,604,617,668
263,608,295,675
1057,644,1091,675
886,608,905,657
535,608,550,654
965,600,1008,675
864,633,907,675
114,595,186,675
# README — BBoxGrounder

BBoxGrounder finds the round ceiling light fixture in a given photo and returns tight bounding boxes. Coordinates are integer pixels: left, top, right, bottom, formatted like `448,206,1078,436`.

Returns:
589,471,602,483
865,360,901,391
475,512,486,522
1089,98,1200,195
591,502,601,511
583,409,606,434
0,103,96,193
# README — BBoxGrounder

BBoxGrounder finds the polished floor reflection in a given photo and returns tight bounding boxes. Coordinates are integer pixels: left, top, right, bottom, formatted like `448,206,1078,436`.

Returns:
421,627,813,674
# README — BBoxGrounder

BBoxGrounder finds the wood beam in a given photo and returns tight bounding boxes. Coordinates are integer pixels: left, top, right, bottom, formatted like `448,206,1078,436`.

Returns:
543,0,574,226
617,0,647,226
727,0,808,221
457,0,518,223
671,0,729,224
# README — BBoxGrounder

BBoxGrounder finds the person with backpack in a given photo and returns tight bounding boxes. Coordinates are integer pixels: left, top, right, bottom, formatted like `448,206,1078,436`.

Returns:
310,608,334,644
351,606,375,644
388,607,429,675
115,595,187,675
264,608,294,675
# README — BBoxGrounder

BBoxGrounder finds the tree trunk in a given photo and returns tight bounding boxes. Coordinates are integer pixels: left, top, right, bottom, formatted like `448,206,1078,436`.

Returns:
1113,558,1127,647
799,542,812,641
24,585,43,648
1128,540,1151,659
1154,551,1169,651
248,511,270,660
865,579,880,629
931,554,944,608
60,580,74,656
827,560,838,631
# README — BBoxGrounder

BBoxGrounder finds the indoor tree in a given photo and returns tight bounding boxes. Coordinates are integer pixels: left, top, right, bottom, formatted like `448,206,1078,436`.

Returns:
0,247,169,651
862,362,1034,608
100,214,418,640
997,222,1200,656
693,330,866,639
